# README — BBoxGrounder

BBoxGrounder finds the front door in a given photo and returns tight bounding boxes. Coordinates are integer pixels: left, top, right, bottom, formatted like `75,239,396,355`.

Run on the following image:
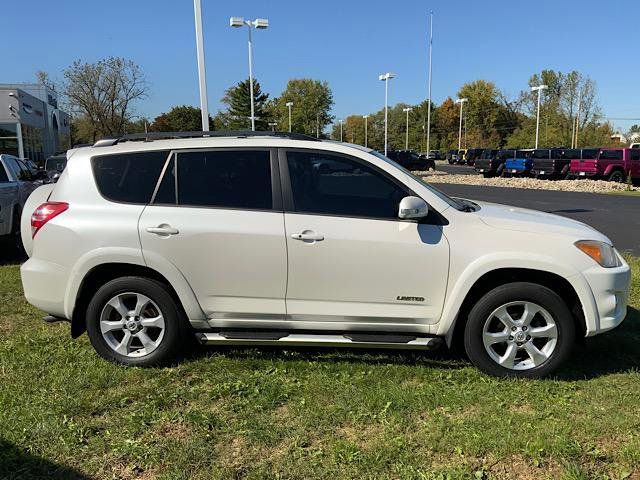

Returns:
139,148,287,320
281,149,450,327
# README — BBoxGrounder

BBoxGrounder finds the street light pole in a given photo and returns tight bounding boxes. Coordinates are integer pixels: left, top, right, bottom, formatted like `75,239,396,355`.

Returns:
362,115,369,148
403,107,412,150
285,101,293,132
531,84,548,148
339,119,344,142
455,98,467,151
574,88,582,148
230,17,269,131
379,72,396,156
193,0,210,131
426,11,433,155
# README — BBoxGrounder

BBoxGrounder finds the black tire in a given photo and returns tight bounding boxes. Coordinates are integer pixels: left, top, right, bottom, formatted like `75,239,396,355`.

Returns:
608,170,624,183
86,276,190,366
463,282,575,378
560,164,571,180
482,172,492,178
11,208,25,258
496,164,505,177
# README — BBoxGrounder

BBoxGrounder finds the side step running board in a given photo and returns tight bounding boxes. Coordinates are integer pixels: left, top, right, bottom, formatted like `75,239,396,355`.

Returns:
196,332,442,350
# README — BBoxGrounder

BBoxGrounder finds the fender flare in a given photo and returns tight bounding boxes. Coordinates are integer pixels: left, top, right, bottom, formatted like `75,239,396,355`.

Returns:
436,253,597,345
64,247,205,322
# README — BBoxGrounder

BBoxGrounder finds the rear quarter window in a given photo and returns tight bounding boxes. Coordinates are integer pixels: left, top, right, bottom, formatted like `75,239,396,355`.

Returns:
92,150,170,204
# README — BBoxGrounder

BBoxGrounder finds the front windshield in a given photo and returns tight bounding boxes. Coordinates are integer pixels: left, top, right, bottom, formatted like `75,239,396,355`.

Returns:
369,150,467,211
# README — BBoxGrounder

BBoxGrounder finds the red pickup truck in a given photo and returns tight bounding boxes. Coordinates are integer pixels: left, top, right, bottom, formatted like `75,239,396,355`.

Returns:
569,147,640,182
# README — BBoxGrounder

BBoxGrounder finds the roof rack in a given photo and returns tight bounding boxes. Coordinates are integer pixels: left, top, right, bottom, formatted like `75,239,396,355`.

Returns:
92,130,321,147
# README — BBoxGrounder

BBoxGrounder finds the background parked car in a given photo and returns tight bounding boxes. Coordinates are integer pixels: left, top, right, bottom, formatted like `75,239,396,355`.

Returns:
456,149,468,164
464,148,484,166
570,148,640,182
503,149,534,176
0,154,38,251
44,154,68,181
473,149,500,176
386,149,436,171
446,149,459,164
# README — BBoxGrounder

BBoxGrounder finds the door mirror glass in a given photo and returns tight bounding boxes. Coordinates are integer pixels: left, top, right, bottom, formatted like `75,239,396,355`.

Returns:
398,196,429,219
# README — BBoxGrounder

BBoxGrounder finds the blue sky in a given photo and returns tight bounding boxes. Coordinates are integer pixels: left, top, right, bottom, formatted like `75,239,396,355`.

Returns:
7,0,639,131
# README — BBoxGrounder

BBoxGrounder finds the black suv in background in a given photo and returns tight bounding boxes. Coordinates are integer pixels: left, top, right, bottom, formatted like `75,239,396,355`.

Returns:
386,150,436,171
465,148,484,166
473,149,500,176
530,148,569,179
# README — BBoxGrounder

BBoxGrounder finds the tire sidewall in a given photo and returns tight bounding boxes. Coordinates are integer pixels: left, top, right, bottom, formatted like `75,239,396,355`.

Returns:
86,277,186,366
464,282,575,378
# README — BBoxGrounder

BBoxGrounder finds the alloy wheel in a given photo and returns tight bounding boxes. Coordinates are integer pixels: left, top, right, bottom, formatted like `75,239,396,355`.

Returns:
99,292,166,357
482,301,558,370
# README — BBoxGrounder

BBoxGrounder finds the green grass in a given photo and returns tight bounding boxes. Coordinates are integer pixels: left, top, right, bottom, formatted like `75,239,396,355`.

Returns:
605,189,640,197
1,258,639,479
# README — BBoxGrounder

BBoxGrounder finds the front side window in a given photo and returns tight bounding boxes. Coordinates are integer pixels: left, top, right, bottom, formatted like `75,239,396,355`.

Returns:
92,150,170,204
599,150,623,160
286,151,408,219
177,150,272,210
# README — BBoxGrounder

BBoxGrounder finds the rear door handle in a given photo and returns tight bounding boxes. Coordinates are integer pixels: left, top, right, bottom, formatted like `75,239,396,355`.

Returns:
146,225,179,236
291,231,324,242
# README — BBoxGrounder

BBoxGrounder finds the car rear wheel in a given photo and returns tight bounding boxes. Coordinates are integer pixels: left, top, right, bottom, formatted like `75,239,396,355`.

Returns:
86,276,190,366
464,282,575,378
608,170,624,183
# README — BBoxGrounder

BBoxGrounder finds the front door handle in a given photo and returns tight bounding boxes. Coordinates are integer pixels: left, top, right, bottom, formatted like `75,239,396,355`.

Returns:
146,225,179,236
291,231,324,242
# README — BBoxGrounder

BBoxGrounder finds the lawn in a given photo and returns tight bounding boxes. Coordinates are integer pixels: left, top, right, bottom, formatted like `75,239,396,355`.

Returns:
1,257,639,480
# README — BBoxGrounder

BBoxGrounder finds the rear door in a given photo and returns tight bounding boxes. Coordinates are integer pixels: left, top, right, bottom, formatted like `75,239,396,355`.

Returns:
138,148,287,320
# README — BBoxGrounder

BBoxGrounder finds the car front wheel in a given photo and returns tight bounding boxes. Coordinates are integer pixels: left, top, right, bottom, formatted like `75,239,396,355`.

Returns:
464,282,575,378
86,276,190,366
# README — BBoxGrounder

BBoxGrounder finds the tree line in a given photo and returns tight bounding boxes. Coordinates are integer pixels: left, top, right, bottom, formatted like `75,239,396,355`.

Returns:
44,57,624,150
332,70,621,151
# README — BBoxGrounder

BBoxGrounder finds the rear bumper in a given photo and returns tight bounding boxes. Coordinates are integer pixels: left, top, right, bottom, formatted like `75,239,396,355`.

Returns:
21,258,69,319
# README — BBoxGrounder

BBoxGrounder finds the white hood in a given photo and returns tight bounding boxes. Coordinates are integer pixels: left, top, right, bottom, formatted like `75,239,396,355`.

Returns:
473,201,611,244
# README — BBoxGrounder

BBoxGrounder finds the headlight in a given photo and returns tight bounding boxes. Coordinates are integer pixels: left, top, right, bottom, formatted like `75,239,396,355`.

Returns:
575,240,621,268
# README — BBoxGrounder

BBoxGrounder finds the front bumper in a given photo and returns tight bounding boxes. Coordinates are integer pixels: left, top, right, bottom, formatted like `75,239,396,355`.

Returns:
580,258,631,336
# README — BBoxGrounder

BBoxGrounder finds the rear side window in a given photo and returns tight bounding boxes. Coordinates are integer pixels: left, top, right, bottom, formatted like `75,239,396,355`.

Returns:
630,150,640,161
599,150,623,160
92,151,169,204
581,149,598,159
531,149,550,159
176,150,272,210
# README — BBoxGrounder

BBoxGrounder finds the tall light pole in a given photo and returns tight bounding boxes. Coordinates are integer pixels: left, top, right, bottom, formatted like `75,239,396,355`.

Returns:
455,98,468,151
379,72,396,156
230,16,269,131
193,0,210,131
574,89,582,148
285,101,293,132
339,119,344,142
426,11,434,155
268,122,277,132
402,107,413,150
531,84,548,148
362,115,369,148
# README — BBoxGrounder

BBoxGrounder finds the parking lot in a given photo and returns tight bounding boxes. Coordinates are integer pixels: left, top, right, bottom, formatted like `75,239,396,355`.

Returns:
436,182,640,255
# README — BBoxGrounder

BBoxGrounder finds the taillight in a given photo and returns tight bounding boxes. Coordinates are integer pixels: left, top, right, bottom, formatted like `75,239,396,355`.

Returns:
31,202,68,238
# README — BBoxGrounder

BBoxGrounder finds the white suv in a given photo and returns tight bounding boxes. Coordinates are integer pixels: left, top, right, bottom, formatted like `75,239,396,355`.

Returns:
20,132,631,378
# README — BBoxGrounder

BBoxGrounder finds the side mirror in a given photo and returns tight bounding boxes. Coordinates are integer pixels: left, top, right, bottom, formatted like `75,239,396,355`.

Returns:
51,173,61,183
398,196,429,220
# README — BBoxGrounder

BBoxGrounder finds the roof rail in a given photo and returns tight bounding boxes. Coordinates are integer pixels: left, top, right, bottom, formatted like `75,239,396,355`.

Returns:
92,130,321,147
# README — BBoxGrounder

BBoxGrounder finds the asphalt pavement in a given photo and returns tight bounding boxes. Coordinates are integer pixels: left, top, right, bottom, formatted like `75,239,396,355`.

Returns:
435,183,640,255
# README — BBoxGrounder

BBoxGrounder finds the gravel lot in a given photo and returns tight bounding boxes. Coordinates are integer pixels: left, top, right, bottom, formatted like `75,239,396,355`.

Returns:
415,170,639,194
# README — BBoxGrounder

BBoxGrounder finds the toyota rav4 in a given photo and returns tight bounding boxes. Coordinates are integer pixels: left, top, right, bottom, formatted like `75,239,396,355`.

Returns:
20,131,631,378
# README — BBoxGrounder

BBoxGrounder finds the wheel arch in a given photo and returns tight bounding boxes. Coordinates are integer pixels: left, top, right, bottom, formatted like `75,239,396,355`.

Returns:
70,262,204,338
443,267,585,350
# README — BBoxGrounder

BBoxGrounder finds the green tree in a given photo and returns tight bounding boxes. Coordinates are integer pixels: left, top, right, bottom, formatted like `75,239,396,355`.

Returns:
217,78,269,130
271,79,334,136
150,105,214,132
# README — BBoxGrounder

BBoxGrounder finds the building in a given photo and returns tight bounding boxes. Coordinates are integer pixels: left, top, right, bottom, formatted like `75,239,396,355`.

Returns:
0,84,71,164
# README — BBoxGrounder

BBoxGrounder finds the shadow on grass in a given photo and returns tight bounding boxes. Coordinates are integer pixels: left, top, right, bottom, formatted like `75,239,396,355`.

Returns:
557,306,640,381
0,238,25,266
182,308,640,381
0,438,90,479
